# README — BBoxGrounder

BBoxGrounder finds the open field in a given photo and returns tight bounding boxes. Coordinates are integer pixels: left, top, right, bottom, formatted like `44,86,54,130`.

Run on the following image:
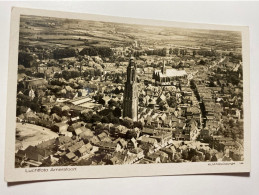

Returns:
15,123,59,151
19,15,242,51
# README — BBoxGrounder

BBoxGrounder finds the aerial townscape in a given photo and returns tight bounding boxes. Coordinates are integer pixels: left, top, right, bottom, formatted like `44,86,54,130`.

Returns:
15,15,244,168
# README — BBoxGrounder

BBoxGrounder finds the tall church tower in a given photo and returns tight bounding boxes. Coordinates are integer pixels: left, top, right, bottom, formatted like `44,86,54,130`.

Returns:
123,57,138,121
162,60,166,74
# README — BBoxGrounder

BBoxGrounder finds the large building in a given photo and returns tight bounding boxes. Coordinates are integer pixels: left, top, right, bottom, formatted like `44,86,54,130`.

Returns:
123,57,138,121
153,61,187,85
24,78,48,89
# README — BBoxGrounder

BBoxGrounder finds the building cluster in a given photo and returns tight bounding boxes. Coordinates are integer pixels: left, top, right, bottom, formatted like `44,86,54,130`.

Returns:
15,37,244,168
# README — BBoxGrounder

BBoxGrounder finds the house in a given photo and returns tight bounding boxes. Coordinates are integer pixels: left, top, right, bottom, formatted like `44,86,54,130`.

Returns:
79,129,94,142
222,141,236,150
146,153,161,163
15,149,26,165
151,132,172,144
23,145,51,162
222,155,232,161
42,155,59,166
24,160,43,167
52,122,69,133
97,132,109,141
157,94,167,102
114,138,128,150
75,143,93,157
65,152,77,161
55,136,72,146
74,127,83,136
128,137,138,149
173,130,190,141
67,140,85,153
124,153,139,164
229,150,243,161
88,136,100,145
97,141,119,152
101,136,113,143
130,148,144,159
24,78,48,89
61,105,70,111
36,139,56,150
108,153,126,165
156,151,169,163
163,116,172,128
160,148,174,160
138,136,158,146
151,119,162,128
67,122,85,132
142,128,155,136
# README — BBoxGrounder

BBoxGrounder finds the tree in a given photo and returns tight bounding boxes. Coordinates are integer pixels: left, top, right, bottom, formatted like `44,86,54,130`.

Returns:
122,117,133,129
17,82,25,92
193,50,197,57
98,98,105,105
18,52,34,68
94,123,105,135
159,100,168,111
133,121,143,130
70,71,80,78
79,47,113,58
93,94,103,103
113,107,122,117
51,106,62,116
83,69,95,78
80,111,93,122
91,114,102,123
30,102,41,113
229,119,235,128
231,131,237,141
205,153,211,161
199,59,206,65
188,148,197,161
53,48,76,59
182,150,189,160
211,155,218,162
108,99,118,108
101,116,109,123
61,110,70,117
111,117,120,124
126,130,137,139
34,72,45,78
16,107,23,116
62,71,71,80
180,49,186,56
114,75,123,84
173,153,182,162
167,96,176,108
161,48,167,56
173,48,179,56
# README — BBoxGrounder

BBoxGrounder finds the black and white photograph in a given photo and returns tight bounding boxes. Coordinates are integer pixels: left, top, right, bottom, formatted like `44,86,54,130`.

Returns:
4,7,250,182
14,14,245,167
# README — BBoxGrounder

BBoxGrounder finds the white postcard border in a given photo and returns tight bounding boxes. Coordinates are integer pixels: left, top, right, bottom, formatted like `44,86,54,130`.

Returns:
5,7,250,182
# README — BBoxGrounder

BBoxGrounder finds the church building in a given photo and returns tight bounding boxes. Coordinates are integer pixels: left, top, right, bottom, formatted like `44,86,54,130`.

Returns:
123,57,138,121
153,61,187,85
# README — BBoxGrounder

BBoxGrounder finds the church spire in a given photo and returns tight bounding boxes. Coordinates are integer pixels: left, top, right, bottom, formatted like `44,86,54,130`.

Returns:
127,57,137,83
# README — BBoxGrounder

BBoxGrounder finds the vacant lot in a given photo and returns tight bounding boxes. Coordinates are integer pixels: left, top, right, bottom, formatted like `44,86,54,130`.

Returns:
15,123,59,151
